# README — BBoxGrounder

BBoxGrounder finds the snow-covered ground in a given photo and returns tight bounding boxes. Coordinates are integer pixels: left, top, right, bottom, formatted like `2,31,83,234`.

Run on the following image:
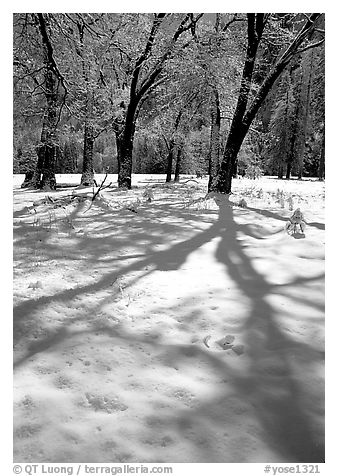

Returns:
13,174,325,463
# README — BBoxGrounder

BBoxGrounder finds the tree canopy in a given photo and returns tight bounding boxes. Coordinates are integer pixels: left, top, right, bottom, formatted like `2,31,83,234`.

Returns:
13,13,325,191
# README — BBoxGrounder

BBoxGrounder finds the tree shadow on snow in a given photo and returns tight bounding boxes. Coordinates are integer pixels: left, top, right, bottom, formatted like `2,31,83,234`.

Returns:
13,190,324,462
211,196,324,462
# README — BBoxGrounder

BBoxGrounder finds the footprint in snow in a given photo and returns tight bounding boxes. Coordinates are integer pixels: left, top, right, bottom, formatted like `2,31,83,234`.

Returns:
203,334,245,355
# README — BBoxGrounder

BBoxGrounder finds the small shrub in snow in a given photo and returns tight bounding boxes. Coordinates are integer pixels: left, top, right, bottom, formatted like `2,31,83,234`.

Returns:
28,280,43,290
286,208,306,235
142,188,154,202
125,198,141,213
276,188,286,208
238,198,247,208
287,195,294,211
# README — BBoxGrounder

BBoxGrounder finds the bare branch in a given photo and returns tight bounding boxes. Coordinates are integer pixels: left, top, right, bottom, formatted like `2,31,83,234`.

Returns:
91,173,112,202
297,38,325,54
222,13,245,32
136,13,204,102
278,13,324,65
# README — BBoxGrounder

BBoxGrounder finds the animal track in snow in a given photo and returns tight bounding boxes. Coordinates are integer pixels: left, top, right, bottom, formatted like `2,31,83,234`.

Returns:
84,393,128,413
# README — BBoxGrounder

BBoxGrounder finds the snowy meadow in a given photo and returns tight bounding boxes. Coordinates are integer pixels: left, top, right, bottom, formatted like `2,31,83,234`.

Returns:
13,174,325,463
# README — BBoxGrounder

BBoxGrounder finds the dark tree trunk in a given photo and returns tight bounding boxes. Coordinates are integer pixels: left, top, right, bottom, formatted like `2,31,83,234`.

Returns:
233,160,238,178
216,14,264,194
34,70,58,191
31,138,45,188
165,142,174,183
297,164,303,180
21,171,34,188
81,123,95,186
116,14,202,189
113,106,126,175
318,133,325,180
30,14,62,191
278,165,284,179
166,111,182,183
208,87,221,192
75,19,96,186
115,132,123,175
118,109,136,189
174,148,182,182
298,50,314,179
217,127,247,193
40,144,57,190
286,72,302,181
285,161,292,180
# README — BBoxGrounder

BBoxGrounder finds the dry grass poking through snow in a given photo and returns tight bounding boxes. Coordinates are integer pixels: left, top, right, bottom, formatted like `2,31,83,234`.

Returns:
13,174,325,463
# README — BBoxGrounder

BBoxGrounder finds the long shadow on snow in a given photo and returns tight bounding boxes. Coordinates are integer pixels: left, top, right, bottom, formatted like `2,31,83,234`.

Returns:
104,195,324,463
13,202,220,331
247,205,325,231
103,195,323,462
13,196,216,271
14,193,325,462
212,196,324,462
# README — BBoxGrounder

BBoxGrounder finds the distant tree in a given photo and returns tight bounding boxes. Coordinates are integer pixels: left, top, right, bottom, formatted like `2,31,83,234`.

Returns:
62,136,78,173
14,144,37,185
268,71,297,178
204,14,246,191
165,110,182,182
59,13,123,185
295,50,314,178
318,131,325,180
310,44,325,179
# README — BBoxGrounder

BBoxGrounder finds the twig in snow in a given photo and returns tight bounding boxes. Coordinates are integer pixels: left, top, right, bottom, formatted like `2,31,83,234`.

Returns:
203,335,211,348
84,173,112,213
182,179,199,184
91,173,112,202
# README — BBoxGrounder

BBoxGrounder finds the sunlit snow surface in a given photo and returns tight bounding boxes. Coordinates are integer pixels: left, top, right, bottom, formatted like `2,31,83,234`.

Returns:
13,174,325,463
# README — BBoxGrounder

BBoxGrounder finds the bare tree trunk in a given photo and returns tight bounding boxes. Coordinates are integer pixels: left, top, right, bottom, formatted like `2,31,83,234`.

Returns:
208,87,221,192
31,14,61,190
298,49,314,179
31,121,48,188
165,141,175,183
278,165,284,179
112,110,126,175
117,14,203,189
166,111,182,183
286,73,301,181
118,106,136,189
286,161,292,180
174,148,182,182
218,135,245,193
81,122,95,185
115,132,123,175
217,14,264,194
21,171,35,188
318,133,325,180
37,75,58,190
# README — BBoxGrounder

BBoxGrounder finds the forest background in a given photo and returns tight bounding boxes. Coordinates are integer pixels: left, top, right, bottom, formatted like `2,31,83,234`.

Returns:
13,11,325,193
